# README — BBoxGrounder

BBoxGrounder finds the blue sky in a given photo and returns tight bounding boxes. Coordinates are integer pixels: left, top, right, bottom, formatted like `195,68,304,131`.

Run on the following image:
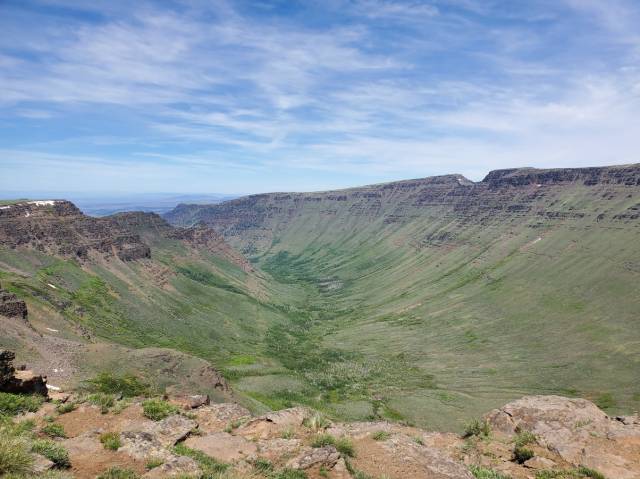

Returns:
1,0,639,195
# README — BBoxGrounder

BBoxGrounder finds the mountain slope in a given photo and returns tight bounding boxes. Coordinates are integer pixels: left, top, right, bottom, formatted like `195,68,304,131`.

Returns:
0,201,289,402
165,164,640,430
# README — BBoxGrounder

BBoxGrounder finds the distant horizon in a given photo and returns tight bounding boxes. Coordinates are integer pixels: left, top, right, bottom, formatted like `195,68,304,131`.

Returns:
2,1,640,194
2,160,639,199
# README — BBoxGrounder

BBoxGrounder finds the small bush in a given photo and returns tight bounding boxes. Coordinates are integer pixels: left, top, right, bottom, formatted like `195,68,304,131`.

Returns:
145,457,164,470
413,436,424,445
85,372,150,398
514,445,534,464
41,423,67,438
86,393,115,414
372,430,391,441
0,392,44,416
95,467,140,479
31,439,71,468
469,465,512,479
55,402,77,414
142,399,178,421
0,435,33,475
173,443,228,474
576,467,606,479
464,419,491,438
100,432,121,451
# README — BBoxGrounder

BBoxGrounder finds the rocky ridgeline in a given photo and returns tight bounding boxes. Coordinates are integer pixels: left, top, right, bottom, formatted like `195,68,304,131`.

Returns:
0,201,250,270
8,388,639,479
163,164,640,253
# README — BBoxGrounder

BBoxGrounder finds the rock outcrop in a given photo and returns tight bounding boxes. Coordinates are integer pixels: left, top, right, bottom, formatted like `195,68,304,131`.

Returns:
486,395,640,479
0,349,48,395
0,283,28,320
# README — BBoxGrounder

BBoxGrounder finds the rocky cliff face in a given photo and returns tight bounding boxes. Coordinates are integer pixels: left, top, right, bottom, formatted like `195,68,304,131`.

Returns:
164,163,640,255
0,201,249,270
0,200,151,261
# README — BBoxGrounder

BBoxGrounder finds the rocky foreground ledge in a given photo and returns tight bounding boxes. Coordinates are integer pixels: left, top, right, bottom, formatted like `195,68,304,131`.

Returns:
2,390,638,479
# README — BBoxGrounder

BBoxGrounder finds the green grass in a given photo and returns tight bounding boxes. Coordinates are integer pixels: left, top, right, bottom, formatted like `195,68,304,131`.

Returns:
464,419,491,438
0,393,45,416
86,393,115,414
41,423,67,438
173,443,229,474
145,457,164,470
84,372,150,398
535,468,606,479
0,435,33,476
142,398,179,421
31,439,71,468
100,432,121,451
95,468,140,479
309,433,355,457
55,402,77,414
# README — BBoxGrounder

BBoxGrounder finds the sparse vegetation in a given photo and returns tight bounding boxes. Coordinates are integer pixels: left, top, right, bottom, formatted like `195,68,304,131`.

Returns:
95,467,140,479
86,392,115,414
271,468,308,479
309,433,355,457
372,430,391,441
100,432,122,451
303,413,331,431
85,372,150,398
513,445,534,464
252,457,273,473
145,457,164,470
142,398,178,421
0,392,44,416
469,465,512,479
535,468,605,479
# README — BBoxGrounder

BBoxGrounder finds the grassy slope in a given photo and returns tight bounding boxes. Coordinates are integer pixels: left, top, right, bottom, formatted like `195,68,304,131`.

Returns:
170,174,640,431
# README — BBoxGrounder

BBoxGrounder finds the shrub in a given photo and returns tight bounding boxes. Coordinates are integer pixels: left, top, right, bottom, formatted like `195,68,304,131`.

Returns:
513,445,534,464
576,467,605,479
0,392,44,416
469,465,512,479
55,402,77,414
0,435,33,475
372,430,391,441
142,399,178,421
41,423,67,438
86,393,115,414
85,372,150,398
173,443,228,474
31,439,71,468
95,467,140,479
145,458,164,470
464,419,491,438
335,437,355,457
100,432,121,451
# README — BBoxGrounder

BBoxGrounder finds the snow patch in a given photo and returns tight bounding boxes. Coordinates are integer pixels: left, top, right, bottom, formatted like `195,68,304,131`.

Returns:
0,206,11,210
28,200,56,206
47,283,57,289
46,327,59,333
46,384,61,391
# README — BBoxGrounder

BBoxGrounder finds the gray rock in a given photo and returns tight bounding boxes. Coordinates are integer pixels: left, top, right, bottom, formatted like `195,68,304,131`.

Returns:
286,446,340,470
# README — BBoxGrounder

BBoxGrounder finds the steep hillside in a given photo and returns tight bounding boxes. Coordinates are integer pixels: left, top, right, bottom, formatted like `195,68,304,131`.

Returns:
165,164,640,430
0,201,288,401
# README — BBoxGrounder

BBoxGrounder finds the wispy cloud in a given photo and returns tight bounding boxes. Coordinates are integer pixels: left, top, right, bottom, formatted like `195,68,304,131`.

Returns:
0,0,639,193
